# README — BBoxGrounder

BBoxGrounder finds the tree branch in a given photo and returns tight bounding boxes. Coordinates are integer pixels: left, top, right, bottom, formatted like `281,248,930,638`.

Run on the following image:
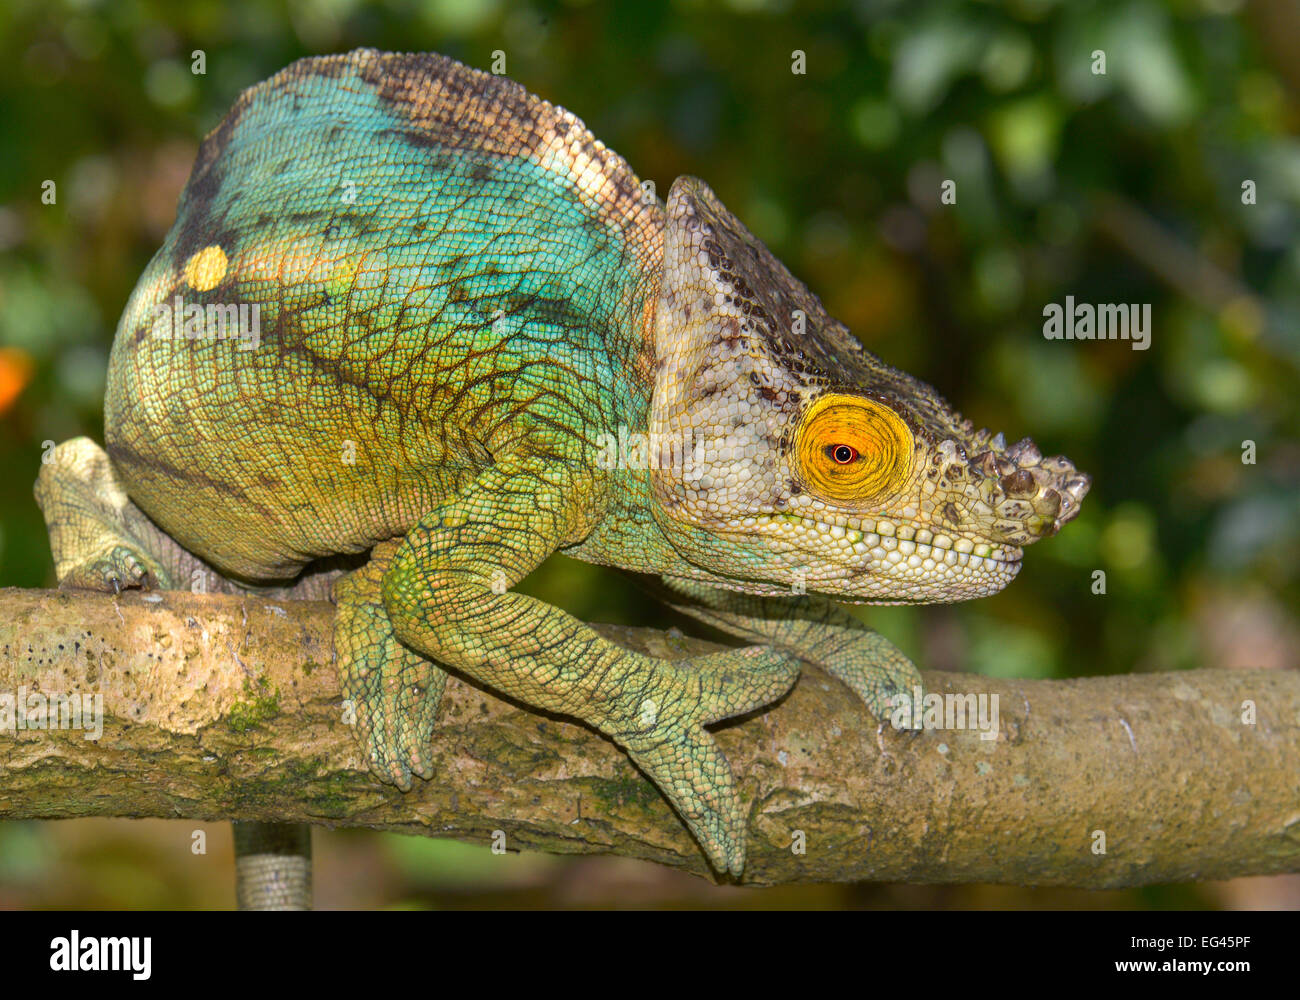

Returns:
1,587,1296,887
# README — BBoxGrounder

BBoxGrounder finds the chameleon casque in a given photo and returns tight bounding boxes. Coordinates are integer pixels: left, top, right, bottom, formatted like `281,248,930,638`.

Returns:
35,49,1090,876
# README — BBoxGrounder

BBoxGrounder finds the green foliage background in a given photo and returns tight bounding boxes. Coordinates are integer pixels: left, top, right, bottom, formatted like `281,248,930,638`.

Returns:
1,0,1296,909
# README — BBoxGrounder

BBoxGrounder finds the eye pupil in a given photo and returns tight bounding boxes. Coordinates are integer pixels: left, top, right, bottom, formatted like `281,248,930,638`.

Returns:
829,444,857,465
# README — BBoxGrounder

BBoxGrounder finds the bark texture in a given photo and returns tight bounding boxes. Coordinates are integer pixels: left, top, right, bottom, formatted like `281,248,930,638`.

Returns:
0,587,1296,887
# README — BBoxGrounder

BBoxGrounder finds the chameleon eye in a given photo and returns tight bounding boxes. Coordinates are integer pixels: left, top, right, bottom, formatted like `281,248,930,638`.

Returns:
795,394,913,504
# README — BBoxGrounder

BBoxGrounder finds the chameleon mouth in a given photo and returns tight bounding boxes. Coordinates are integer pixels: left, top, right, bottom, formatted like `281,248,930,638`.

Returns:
732,511,1024,576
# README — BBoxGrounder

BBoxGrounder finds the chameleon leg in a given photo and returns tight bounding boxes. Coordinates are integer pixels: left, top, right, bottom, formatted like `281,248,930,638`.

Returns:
34,437,347,598
659,577,923,723
33,437,175,591
334,539,448,788
34,437,318,910
377,462,800,875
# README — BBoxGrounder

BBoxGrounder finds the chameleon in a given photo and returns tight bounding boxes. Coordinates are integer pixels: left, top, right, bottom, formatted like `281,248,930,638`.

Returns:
35,49,1090,877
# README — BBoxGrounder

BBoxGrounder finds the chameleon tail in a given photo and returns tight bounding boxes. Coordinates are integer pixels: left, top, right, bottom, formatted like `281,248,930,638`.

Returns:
232,822,312,910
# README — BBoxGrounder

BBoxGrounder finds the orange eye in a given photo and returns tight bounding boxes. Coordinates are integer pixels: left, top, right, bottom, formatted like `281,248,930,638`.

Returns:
795,394,913,503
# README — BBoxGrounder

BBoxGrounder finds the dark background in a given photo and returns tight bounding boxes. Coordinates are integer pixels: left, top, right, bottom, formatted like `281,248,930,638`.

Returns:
1,0,1296,908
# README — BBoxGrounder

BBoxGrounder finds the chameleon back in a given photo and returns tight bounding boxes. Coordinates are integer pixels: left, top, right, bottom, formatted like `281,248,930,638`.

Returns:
104,49,663,580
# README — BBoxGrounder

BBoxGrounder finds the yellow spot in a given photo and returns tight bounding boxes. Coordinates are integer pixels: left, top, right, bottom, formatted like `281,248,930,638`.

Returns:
794,393,913,504
184,245,228,291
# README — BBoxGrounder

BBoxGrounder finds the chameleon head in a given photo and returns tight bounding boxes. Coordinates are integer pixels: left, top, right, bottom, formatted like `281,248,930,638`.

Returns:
648,177,1091,604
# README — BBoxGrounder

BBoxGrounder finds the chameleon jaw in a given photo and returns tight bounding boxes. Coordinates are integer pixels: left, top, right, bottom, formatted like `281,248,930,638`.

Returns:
721,511,1024,603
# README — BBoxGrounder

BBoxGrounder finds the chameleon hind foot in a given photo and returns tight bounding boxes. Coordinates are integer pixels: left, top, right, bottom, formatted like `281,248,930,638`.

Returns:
335,540,448,788
33,437,172,591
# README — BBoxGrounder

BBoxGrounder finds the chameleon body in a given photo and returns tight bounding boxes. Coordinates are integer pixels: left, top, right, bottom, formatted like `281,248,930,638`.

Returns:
36,50,1090,875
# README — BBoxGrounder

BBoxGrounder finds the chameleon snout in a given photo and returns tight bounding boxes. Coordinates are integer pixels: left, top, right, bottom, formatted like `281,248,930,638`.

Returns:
969,435,1091,544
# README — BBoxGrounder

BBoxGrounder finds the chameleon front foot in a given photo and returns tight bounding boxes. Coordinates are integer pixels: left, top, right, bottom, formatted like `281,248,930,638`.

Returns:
657,578,924,730
613,646,800,876
828,631,924,723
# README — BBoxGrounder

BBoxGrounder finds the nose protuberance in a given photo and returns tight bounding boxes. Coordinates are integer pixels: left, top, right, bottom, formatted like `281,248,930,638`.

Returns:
965,434,1091,544
999,469,1036,497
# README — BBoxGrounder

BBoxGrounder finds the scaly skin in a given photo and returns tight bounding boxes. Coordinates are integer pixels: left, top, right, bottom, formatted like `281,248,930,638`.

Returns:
34,50,1090,876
